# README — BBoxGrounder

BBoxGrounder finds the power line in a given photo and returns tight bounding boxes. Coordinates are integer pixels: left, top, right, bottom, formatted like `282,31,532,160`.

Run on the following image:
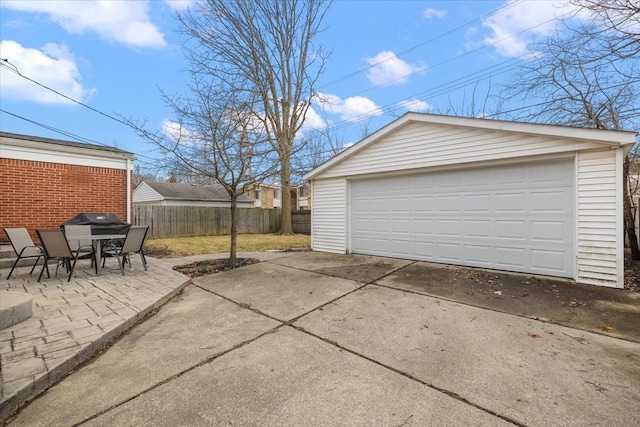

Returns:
0,107,164,165
319,0,524,89
0,108,107,145
0,59,136,131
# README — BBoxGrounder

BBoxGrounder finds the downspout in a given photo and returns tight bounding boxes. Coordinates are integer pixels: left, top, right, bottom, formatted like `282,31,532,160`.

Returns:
127,157,132,223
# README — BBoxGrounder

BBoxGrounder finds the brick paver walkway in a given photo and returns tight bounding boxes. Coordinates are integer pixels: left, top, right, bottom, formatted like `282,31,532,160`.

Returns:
0,257,190,417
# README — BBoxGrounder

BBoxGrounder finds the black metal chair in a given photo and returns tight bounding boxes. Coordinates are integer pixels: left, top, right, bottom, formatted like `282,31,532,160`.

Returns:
102,226,149,275
36,229,97,282
4,228,44,279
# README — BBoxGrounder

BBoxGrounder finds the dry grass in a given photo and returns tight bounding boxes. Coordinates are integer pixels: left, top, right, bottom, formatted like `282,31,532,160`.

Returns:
144,233,310,258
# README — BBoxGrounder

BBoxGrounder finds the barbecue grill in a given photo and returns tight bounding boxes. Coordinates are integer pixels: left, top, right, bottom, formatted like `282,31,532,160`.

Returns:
61,213,131,236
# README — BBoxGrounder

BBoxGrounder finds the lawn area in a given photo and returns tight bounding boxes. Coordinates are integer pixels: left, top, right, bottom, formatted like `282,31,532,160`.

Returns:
144,233,310,258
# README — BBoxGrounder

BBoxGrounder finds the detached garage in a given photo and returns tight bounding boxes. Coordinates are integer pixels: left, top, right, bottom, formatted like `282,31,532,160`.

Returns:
304,113,637,288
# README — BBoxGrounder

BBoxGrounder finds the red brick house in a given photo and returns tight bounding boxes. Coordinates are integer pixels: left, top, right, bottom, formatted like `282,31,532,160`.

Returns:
0,131,135,243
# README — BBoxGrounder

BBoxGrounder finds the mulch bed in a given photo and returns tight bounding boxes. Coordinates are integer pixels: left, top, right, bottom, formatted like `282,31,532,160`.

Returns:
624,250,640,292
173,258,260,278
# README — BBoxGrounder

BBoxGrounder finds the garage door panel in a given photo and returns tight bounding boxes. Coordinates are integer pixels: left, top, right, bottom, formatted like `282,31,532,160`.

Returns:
531,249,566,273
371,198,389,212
531,221,565,242
495,167,527,185
435,195,461,213
413,219,435,236
462,193,492,212
390,196,411,211
495,192,527,213
371,219,389,232
412,241,436,259
390,239,411,255
436,219,461,237
531,191,568,212
350,159,574,278
463,219,492,239
495,246,526,269
495,220,526,240
391,219,411,233
465,244,493,265
414,197,435,212
436,242,463,262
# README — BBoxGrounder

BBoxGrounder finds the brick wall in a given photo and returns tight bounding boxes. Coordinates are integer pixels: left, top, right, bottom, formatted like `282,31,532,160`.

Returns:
0,158,130,243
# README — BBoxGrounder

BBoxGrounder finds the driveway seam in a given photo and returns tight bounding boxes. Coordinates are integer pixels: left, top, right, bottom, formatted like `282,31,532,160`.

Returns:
71,324,284,427
290,323,526,427
372,281,640,344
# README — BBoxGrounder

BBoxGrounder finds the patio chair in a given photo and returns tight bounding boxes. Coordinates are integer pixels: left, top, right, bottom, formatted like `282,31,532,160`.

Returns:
36,228,97,282
4,228,44,280
63,224,95,264
102,226,149,275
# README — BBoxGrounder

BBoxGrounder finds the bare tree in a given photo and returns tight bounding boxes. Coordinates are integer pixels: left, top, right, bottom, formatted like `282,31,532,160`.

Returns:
292,126,349,181
506,12,640,258
177,0,331,234
569,0,640,60
129,80,275,264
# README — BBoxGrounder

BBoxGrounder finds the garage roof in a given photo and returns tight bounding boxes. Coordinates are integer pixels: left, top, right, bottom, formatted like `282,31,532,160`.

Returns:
139,181,254,203
304,113,637,180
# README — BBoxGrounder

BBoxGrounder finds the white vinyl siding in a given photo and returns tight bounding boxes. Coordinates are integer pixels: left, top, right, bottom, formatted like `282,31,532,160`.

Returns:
311,178,347,253
133,182,163,203
322,122,604,179
576,149,622,288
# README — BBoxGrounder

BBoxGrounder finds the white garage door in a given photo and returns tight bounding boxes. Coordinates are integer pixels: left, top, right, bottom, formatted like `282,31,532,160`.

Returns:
350,158,575,278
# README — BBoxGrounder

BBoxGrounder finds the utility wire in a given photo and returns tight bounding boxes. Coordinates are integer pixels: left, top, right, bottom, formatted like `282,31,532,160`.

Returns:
0,59,135,130
320,0,524,89
0,108,106,145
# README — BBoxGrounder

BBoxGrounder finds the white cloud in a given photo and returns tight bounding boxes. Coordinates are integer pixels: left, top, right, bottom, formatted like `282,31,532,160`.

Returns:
478,0,578,57
1,0,166,49
162,119,185,140
0,40,96,105
301,106,327,130
314,93,383,123
397,99,432,112
163,0,195,11
366,50,427,86
423,8,447,19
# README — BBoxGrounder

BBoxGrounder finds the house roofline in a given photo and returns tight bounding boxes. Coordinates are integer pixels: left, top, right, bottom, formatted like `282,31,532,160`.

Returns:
304,112,638,180
0,131,135,160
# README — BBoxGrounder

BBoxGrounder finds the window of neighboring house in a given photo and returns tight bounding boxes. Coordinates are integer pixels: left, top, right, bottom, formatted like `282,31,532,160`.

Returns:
299,186,308,197
274,189,281,199
255,189,261,200
300,206,308,211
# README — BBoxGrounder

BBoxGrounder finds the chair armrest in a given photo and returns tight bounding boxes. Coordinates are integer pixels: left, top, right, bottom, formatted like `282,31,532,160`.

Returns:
17,245,43,257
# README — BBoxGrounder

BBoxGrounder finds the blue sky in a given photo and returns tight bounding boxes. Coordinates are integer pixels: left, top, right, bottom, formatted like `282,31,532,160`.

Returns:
0,0,584,175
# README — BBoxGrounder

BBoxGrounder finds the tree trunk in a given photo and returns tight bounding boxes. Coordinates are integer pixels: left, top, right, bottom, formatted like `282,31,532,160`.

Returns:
230,194,238,264
623,157,640,260
279,157,293,235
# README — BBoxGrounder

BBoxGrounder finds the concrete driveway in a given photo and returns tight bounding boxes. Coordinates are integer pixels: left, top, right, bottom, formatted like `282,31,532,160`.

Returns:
6,252,640,426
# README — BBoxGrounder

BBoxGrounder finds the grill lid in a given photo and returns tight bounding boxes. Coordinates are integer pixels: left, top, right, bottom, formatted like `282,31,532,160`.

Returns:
62,213,131,235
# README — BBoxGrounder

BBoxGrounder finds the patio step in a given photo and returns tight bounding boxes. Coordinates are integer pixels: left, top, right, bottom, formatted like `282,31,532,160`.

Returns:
0,291,33,329
0,244,37,270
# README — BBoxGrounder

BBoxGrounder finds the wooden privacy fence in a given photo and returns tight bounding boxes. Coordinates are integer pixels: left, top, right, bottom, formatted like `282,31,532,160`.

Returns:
134,206,281,239
292,210,311,235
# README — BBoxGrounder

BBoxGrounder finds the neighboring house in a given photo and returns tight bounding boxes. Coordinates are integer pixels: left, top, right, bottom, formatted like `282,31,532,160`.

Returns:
305,112,637,289
296,183,312,211
0,131,135,243
133,181,255,208
246,183,282,209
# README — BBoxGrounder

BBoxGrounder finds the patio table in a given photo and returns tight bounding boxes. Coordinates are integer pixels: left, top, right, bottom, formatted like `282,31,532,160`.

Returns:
70,234,126,274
